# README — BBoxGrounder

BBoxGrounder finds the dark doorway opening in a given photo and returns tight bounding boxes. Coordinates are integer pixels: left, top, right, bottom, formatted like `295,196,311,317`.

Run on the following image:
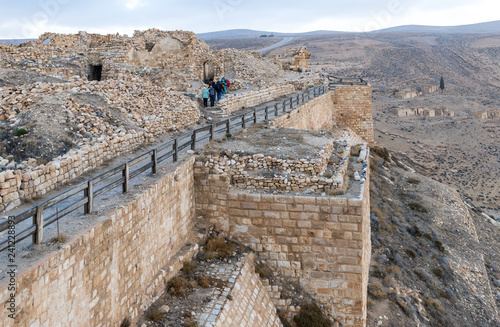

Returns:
89,65,102,81
204,62,215,82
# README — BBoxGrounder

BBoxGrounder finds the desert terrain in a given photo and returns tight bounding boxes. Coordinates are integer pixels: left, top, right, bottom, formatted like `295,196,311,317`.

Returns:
207,33,500,219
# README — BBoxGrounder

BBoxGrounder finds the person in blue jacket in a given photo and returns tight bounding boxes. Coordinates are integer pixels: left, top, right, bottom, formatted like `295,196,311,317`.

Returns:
202,87,209,107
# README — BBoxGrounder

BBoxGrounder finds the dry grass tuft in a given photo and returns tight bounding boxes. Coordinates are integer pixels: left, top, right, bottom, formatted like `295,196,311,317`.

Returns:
167,276,189,296
293,302,332,327
146,308,167,322
206,236,234,258
199,275,211,288
50,234,67,244
408,202,429,213
181,260,196,274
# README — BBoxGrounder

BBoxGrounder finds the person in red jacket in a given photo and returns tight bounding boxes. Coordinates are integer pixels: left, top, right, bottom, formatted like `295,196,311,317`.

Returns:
226,79,231,93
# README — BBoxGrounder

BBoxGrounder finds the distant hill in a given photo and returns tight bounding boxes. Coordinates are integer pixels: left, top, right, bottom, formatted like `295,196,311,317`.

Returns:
197,29,345,40
0,39,35,45
198,20,500,40
373,20,500,34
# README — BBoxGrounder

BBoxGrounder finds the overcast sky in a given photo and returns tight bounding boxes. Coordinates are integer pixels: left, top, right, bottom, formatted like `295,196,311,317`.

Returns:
0,0,499,39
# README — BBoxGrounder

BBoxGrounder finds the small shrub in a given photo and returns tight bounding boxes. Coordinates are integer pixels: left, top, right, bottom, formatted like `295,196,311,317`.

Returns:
14,128,28,137
424,297,443,314
206,237,234,258
225,133,232,138
438,289,453,302
120,317,131,327
181,260,196,274
405,249,417,259
255,262,273,279
204,251,217,261
432,268,444,278
146,308,166,322
424,233,433,241
368,281,384,298
226,294,232,300
407,178,421,185
167,276,189,296
199,274,210,288
184,318,198,327
435,240,445,252
386,265,401,275
277,309,293,327
367,298,376,307
50,234,67,244
323,171,333,178
409,202,429,213
293,302,332,327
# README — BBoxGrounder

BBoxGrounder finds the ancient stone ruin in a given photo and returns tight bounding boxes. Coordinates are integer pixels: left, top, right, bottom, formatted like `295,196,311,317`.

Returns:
0,30,373,327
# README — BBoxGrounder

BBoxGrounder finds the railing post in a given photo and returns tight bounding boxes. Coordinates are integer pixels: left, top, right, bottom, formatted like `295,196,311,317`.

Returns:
226,119,230,134
242,114,246,129
123,163,129,193
253,110,258,124
283,100,286,113
152,149,158,174
265,106,269,121
297,94,300,104
302,94,305,103
34,205,44,245
210,124,215,142
84,180,93,214
173,139,178,162
290,98,293,109
275,103,278,116
314,88,317,97
191,131,196,151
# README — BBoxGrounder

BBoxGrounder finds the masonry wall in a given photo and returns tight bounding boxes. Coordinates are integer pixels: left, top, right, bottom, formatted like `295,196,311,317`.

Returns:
272,86,374,144
0,157,197,327
194,181,370,326
271,91,336,131
218,83,296,114
215,253,282,327
332,86,374,143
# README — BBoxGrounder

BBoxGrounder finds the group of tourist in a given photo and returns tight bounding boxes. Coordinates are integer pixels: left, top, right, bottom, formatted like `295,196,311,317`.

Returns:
202,77,231,107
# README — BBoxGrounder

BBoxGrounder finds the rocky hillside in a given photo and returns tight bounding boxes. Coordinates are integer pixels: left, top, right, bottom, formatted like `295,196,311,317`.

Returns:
367,147,500,326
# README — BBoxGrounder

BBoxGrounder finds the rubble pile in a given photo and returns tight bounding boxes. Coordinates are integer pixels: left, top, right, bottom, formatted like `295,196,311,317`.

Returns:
223,49,286,86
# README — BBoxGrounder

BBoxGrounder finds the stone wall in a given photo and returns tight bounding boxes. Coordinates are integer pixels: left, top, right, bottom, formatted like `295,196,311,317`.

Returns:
194,177,371,326
218,83,296,114
215,253,282,327
332,86,374,144
0,157,197,327
272,86,374,144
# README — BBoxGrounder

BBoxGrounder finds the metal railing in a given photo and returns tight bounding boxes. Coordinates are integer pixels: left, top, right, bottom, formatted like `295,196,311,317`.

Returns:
0,84,328,252
328,75,368,89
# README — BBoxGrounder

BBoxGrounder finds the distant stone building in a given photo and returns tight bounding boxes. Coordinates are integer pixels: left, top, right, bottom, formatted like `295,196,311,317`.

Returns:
395,88,419,99
269,46,311,72
393,107,454,118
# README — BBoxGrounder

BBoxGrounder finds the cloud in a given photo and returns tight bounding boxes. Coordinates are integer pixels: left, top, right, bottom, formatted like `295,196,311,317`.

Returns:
125,0,147,10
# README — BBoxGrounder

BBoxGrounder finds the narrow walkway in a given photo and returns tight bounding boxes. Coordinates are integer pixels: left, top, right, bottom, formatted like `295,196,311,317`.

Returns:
0,85,327,271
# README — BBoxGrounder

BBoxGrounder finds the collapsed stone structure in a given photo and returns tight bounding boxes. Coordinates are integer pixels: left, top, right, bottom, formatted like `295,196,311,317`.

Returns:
472,109,500,119
270,46,312,72
395,84,439,99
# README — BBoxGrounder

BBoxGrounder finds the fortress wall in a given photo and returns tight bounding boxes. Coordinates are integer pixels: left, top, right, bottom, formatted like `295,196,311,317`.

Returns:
214,253,282,327
193,169,370,327
0,157,197,327
271,91,336,131
218,83,296,114
272,86,374,144
332,86,374,144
